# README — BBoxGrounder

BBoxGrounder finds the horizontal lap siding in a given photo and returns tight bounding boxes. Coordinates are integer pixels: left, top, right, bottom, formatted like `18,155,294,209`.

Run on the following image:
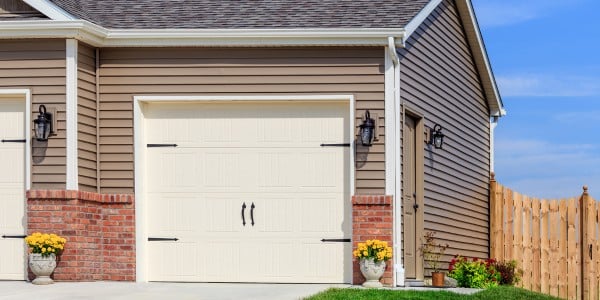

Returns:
0,39,66,189
399,0,490,270
98,47,385,194
78,43,97,192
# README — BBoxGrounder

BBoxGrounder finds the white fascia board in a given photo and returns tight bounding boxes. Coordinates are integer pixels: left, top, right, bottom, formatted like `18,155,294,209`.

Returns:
0,20,406,47
457,0,505,117
22,0,76,20
403,0,443,43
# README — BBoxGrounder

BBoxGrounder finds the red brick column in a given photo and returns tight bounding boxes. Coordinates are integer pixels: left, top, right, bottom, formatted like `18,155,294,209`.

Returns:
26,190,135,281
352,195,394,286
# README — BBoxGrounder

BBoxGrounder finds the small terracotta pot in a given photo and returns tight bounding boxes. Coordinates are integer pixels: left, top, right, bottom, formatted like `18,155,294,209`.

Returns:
431,272,445,287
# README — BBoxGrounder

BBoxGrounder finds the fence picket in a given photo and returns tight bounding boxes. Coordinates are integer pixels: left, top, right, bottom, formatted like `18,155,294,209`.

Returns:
522,195,532,291
567,197,577,300
515,192,523,288
505,187,514,264
541,200,550,295
550,200,559,297
532,198,541,293
559,199,568,299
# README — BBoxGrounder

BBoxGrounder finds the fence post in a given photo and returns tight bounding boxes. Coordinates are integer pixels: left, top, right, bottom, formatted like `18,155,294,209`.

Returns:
490,173,503,261
581,186,589,300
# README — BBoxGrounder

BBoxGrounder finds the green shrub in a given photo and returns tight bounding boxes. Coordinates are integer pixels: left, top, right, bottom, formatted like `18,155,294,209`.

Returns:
448,256,501,288
493,260,523,286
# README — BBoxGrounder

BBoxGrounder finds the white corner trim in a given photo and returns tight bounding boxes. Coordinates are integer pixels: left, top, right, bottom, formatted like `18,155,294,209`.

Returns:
65,39,78,190
403,0,443,43
133,94,355,283
0,89,32,191
490,116,499,173
22,0,76,21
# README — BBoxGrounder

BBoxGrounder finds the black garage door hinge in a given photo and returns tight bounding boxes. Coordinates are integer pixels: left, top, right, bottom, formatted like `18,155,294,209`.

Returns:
1,139,26,143
147,144,178,148
2,235,26,239
320,143,350,147
321,238,351,243
148,237,179,241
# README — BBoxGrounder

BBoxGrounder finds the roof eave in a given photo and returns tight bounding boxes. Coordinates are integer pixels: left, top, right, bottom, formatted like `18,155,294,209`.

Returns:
0,20,407,47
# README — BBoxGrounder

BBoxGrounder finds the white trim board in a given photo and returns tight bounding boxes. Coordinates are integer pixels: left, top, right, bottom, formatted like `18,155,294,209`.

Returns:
133,94,356,283
403,0,443,44
65,39,78,190
0,89,32,191
22,0,76,21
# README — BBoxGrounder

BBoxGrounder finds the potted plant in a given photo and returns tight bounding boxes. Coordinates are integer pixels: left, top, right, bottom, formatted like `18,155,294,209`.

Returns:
25,232,66,285
353,239,393,288
419,231,449,287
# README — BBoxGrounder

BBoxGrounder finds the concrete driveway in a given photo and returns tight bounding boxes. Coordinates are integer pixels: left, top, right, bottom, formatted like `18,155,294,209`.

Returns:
0,281,347,300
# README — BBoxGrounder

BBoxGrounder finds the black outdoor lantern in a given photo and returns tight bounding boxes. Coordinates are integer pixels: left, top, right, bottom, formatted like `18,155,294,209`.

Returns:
33,105,53,141
359,110,375,146
429,124,445,149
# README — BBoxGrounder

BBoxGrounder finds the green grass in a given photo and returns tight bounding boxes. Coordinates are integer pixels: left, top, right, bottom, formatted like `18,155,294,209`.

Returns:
305,286,561,300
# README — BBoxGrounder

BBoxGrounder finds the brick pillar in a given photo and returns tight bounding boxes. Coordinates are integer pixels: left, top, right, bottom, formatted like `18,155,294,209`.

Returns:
352,195,394,286
26,190,135,281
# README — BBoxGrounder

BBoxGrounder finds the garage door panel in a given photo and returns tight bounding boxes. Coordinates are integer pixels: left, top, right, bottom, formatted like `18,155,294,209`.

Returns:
148,241,199,281
0,239,25,280
147,151,199,192
204,241,241,282
148,194,201,235
204,152,243,189
300,195,345,234
253,197,294,233
205,196,243,233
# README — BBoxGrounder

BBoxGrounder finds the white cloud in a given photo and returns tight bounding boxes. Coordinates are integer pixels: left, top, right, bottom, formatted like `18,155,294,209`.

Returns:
554,111,600,123
496,74,600,97
472,0,582,28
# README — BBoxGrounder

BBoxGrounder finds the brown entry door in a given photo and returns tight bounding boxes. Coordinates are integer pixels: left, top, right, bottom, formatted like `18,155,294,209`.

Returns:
403,115,423,280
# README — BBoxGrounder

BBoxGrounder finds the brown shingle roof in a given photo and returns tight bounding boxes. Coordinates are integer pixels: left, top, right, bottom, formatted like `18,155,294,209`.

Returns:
48,0,430,29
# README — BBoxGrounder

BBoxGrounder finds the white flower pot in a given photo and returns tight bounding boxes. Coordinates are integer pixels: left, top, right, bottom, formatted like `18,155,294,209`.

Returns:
29,253,57,285
359,258,386,288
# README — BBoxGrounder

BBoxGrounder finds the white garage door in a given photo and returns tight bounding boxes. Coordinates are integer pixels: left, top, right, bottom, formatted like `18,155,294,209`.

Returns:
0,98,26,280
144,101,351,283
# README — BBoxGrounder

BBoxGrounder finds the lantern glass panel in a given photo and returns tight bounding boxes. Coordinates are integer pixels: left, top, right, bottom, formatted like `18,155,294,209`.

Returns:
361,127,373,146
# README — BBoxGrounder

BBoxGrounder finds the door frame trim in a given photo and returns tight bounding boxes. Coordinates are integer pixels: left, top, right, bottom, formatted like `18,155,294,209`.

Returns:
0,89,31,280
133,94,356,282
402,108,425,281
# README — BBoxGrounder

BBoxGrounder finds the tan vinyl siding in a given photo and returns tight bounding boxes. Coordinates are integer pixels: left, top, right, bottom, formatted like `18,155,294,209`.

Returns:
77,43,97,192
399,0,491,272
0,0,47,19
0,39,66,189
98,47,385,194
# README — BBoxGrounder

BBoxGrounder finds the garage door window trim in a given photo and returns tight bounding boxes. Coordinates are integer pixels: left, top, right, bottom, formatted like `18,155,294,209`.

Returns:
133,94,355,283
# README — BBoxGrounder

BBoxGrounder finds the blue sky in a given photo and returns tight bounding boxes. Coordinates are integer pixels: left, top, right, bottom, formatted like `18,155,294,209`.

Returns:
472,0,600,199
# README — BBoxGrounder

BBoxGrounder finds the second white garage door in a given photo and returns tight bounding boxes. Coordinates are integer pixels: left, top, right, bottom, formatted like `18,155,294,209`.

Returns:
144,101,351,283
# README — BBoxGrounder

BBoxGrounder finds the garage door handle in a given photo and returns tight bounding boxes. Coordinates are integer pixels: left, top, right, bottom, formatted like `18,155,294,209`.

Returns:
241,202,247,226
250,202,255,226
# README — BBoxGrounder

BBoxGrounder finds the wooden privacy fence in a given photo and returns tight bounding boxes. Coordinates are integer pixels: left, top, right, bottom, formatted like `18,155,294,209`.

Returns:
490,174,597,300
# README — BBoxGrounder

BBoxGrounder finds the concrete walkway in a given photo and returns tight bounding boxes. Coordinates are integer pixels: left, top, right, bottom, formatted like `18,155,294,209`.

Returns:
0,281,347,300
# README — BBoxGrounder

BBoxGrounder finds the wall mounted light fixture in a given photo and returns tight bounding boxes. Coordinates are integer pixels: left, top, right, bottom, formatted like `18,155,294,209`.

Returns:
429,124,445,149
359,110,375,146
33,105,53,141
